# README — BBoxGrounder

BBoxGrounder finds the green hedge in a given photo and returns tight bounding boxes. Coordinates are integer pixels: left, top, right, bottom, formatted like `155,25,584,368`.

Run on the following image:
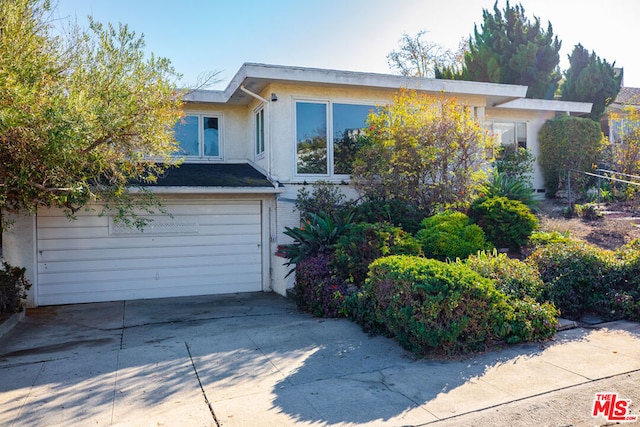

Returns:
538,115,605,197
358,255,558,355
463,250,547,301
527,238,640,320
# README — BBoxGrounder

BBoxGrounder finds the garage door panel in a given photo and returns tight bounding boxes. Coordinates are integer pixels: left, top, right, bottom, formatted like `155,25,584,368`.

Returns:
37,233,260,252
36,200,265,305
38,278,262,305
38,253,261,275
38,261,262,286
38,243,262,263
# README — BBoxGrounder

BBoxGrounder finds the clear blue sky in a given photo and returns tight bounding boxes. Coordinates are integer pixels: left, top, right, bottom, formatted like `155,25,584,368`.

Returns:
52,0,640,89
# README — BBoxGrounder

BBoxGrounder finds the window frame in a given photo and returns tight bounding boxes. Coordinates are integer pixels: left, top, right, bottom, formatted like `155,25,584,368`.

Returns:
174,111,223,161
294,98,375,179
485,120,528,158
254,106,265,158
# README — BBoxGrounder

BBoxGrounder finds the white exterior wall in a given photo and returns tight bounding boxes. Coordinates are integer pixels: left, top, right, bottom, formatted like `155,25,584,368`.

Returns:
2,213,37,307
183,103,249,162
485,108,557,192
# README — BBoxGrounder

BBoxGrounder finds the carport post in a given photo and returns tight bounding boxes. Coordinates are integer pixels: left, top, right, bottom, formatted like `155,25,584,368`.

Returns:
567,170,572,207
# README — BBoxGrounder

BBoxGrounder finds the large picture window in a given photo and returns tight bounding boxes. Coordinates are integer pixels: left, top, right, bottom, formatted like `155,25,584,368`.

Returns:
174,114,221,159
295,101,374,176
486,121,527,158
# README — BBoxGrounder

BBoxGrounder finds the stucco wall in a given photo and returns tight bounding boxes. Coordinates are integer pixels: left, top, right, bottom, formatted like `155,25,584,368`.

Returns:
485,108,556,193
1,213,37,307
181,103,249,161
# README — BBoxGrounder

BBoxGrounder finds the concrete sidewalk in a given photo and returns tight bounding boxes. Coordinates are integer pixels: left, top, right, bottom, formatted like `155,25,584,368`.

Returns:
0,292,639,426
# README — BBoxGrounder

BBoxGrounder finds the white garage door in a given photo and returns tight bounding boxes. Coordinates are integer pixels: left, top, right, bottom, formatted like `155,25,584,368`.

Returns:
36,200,263,305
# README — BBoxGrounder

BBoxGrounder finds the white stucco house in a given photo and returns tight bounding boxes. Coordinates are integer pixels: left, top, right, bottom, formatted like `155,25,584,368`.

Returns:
2,63,592,307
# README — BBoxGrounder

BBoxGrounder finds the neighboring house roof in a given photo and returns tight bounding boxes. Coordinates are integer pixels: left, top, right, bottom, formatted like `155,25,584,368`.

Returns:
139,163,280,193
609,86,640,110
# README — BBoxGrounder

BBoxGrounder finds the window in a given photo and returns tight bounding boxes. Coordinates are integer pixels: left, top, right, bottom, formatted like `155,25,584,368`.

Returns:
296,102,327,174
295,101,374,176
333,104,373,174
255,107,265,156
486,121,527,158
174,114,221,158
610,118,628,144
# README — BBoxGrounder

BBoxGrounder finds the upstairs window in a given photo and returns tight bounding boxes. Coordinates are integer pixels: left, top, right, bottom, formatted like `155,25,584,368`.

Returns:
295,101,374,176
255,107,265,156
174,114,221,159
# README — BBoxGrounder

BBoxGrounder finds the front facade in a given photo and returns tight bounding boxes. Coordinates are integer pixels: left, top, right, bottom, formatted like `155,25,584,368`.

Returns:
2,63,592,306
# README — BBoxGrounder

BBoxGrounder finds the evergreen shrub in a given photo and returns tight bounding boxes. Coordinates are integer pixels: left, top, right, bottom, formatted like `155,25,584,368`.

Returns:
416,210,491,260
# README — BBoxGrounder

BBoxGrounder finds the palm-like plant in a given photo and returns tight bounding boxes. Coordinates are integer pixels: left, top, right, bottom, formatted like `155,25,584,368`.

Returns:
280,211,353,276
480,170,539,211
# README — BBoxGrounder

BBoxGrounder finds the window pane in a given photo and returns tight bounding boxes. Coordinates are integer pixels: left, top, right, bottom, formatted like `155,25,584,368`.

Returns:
333,104,374,174
493,122,516,158
517,122,527,149
203,117,219,157
256,109,264,155
174,115,199,156
296,102,327,174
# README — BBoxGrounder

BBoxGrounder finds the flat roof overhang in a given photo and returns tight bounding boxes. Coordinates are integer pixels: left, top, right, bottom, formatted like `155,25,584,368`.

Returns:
183,63,528,107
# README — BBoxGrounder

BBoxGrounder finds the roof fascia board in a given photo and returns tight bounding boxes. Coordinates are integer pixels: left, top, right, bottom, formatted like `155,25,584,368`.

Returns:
239,63,527,98
183,62,528,103
130,186,285,194
496,98,593,113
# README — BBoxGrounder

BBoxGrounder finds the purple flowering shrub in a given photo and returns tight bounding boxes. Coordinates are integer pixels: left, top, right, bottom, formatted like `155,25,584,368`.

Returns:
293,253,350,318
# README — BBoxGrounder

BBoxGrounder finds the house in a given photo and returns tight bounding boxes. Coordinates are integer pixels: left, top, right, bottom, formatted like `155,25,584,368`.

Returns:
603,86,640,144
1,63,592,307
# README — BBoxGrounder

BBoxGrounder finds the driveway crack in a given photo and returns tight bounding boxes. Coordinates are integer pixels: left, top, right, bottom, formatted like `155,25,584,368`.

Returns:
185,341,220,427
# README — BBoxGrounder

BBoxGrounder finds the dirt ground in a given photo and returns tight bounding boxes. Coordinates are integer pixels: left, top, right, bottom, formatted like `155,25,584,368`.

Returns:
536,199,640,250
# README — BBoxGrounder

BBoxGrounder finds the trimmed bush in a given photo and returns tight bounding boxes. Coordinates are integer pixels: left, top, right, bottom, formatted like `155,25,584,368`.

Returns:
364,255,510,355
416,211,491,261
528,240,618,318
293,254,350,318
506,297,559,344
345,254,559,354
0,262,31,316
469,196,538,250
463,250,546,301
538,115,606,197
332,222,422,286
351,197,426,235
528,231,573,247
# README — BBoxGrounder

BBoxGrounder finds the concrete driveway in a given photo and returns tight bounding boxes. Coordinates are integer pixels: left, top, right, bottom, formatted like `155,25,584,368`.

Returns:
1,292,640,426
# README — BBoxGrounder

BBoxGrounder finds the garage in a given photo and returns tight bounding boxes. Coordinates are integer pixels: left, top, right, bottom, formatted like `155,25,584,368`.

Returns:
36,199,265,305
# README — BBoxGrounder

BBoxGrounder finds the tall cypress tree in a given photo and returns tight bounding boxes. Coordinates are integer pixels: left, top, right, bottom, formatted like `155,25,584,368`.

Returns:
561,44,622,121
437,1,561,99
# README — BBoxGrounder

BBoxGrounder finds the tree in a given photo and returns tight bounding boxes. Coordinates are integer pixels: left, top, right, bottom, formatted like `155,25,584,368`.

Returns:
387,31,466,78
561,44,622,121
0,0,184,226
352,90,497,213
440,1,561,99
538,115,606,197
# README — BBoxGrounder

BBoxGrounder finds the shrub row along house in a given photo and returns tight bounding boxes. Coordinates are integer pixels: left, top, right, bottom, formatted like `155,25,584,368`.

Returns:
2,63,592,307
